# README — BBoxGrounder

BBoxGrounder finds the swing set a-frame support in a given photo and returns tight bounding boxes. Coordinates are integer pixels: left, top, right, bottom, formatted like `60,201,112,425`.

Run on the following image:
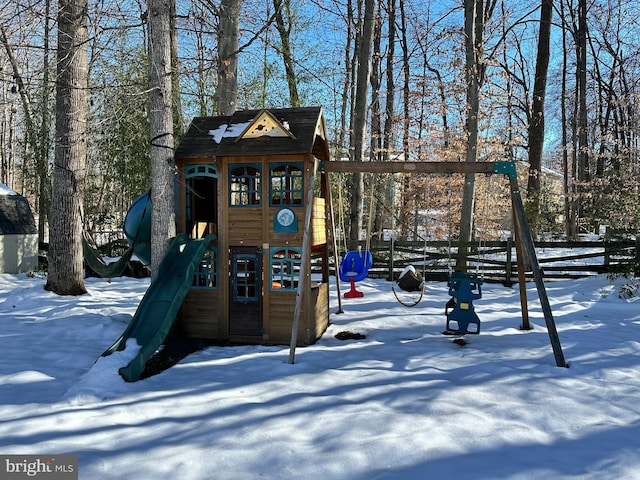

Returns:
318,160,568,368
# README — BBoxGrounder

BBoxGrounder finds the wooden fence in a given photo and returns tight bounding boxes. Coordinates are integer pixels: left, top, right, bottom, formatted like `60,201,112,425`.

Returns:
326,238,639,286
85,232,638,285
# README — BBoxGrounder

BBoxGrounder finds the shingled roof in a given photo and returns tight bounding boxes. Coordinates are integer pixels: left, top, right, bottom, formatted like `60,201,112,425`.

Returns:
175,106,328,160
0,187,37,235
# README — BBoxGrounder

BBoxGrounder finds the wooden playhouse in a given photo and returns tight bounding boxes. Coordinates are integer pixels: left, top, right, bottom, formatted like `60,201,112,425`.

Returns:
174,106,332,346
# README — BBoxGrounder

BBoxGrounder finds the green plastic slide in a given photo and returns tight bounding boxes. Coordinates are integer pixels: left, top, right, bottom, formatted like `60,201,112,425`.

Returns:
102,233,216,382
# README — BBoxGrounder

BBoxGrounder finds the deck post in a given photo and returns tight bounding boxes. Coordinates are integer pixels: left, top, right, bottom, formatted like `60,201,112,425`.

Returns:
505,236,513,287
389,238,395,281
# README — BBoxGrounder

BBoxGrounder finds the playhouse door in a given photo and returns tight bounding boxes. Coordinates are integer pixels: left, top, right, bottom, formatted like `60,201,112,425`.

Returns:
229,247,263,336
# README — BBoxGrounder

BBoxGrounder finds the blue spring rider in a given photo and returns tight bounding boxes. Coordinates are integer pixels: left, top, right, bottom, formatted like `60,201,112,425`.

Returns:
445,272,482,335
339,248,373,298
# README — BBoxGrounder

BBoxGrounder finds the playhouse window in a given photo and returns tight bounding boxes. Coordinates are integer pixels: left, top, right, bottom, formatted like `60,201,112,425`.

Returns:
185,164,218,238
229,164,261,207
186,164,217,178
192,247,218,289
270,247,302,291
269,163,303,206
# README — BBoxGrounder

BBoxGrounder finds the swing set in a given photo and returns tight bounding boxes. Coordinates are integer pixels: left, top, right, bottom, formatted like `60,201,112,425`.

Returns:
322,160,568,369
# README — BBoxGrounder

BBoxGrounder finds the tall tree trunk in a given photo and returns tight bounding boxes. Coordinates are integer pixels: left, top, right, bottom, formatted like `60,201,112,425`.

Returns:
216,0,241,116
370,2,382,237
273,0,300,107
398,0,411,239
576,0,589,220
458,0,496,269
45,0,88,295
337,0,354,154
458,0,482,270
381,0,396,234
526,0,553,234
148,0,176,274
39,0,52,243
500,3,514,161
560,0,574,237
383,0,396,163
170,0,183,138
348,0,377,246
335,0,355,245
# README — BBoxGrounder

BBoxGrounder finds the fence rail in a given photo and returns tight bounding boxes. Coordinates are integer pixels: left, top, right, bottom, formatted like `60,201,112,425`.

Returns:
328,238,639,285
83,232,638,285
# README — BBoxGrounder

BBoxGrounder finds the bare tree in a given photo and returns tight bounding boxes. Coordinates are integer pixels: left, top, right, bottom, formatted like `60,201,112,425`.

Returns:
458,0,496,270
559,0,575,236
337,0,356,157
170,0,183,138
0,21,52,240
0,27,37,188
215,0,241,116
348,0,377,245
560,0,589,233
526,0,553,231
398,0,412,238
45,0,88,295
148,0,176,274
38,0,53,242
379,0,397,235
273,0,300,107
576,0,589,179
583,0,640,232
575,0,589,223
369,1,381,237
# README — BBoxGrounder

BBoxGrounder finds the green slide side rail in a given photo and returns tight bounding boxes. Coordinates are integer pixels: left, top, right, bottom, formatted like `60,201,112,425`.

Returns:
102,233,216,382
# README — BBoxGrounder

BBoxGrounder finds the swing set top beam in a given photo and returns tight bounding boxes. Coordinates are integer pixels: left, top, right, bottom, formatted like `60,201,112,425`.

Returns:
322,160,518,179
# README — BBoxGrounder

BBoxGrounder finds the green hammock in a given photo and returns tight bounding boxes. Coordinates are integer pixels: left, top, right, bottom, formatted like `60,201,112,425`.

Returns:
82,232,135,279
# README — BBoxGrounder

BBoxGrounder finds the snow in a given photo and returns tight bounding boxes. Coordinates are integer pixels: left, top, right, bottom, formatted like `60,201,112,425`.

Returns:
208,121,252,143
1,272,640,479
0,182,17,195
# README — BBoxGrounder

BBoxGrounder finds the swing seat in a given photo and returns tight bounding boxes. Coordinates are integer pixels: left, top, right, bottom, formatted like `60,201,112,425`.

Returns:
444,272,482,335
445,298,481,335
338,250,373,283
392,265,426,307
339,250,372,298
396,265,424,292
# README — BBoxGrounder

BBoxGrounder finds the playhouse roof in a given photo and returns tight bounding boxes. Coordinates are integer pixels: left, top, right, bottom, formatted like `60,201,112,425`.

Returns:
0,184,37,235
175,106,328,160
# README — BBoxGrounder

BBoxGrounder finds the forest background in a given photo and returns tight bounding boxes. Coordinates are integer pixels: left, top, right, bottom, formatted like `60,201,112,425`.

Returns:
0,0,639,293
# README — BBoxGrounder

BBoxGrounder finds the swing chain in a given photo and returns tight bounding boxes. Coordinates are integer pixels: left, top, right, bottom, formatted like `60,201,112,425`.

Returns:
476,173,493,278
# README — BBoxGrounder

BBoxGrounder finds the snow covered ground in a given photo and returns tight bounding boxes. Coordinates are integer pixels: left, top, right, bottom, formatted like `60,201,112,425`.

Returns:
1,272,639,479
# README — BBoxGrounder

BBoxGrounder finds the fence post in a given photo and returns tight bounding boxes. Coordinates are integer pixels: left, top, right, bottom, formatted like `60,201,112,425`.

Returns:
389,238,395,281
505,236,513,287
636,237,640,263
